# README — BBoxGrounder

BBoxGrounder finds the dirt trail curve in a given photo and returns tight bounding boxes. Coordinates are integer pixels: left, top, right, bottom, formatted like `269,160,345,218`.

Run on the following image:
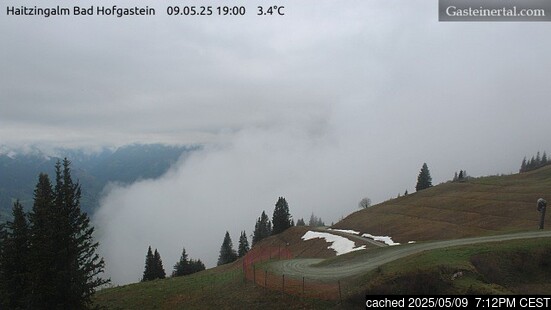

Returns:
269,230,551,281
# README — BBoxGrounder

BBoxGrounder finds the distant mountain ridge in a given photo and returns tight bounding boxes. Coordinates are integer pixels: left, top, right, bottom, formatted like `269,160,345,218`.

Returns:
0,144,199,221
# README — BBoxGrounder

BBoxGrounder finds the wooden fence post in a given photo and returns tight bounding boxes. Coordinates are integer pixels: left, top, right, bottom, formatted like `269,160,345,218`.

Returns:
282,274,285,293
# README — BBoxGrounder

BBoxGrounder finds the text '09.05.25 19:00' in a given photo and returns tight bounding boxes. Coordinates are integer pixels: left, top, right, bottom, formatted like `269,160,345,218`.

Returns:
165,6,285,16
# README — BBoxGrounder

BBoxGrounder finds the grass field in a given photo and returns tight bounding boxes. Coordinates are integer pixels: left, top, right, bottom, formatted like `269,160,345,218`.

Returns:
334,166,551,243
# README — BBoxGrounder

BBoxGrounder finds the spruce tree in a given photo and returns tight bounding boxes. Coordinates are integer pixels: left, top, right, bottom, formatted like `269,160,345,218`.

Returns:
296,218,306,226
272,197,292,235
237,231,250,258
28,173,57,308
217,231,237,266
53,159,109,308
0,222,5,309
189,259,205,273
543,152,548,166
153,249,166,279
415,163,433,192
520,157,527,173
0,200,30,309
172,247,189,277
142,246,156,281
252,211,272,245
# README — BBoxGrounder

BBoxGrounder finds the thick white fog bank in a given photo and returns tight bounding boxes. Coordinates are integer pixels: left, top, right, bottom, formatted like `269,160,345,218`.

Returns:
94,114,381,284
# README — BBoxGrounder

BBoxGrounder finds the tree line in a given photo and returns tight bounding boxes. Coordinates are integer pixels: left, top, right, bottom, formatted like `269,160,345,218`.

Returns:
141,245,206,282
0,159,108,309
520,151,549,173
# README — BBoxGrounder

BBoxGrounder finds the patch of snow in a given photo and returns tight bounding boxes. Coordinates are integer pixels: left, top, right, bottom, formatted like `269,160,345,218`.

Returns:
362,233,401,246
302,231,366,256
408,241,416,244
327,228,360,235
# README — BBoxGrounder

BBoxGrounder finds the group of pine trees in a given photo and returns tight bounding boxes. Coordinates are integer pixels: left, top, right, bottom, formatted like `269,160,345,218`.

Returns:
142,245,206,281
0,159,108,309
216,230,250,266
217,196,294,266
173,247,205,277
251,197,293,247
452,170,468,182
520,151,549,173
142,246,166,281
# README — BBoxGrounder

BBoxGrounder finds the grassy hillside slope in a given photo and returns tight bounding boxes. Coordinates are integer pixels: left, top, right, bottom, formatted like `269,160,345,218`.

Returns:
335,166,551,243
95,168,551,308
349,237,551,297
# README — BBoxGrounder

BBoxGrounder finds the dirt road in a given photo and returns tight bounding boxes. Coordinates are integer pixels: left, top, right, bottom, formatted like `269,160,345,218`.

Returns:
268,230,551,281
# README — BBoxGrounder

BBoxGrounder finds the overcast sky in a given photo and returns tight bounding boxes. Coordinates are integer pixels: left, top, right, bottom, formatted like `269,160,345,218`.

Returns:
2,0,551,284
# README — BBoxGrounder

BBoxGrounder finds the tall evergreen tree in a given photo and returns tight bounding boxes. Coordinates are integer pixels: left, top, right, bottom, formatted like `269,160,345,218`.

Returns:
520,157,527,173
172,247,189,277
296,218,306,226
54,159,109,308
542,152,548,165
172,247,205,277
28,173,57,308
237,231,250,258
252,211,271,245
217,231,237,266
0,222,5,309
153,249,166,279
142,246,156,282
0,200,30,309
415,163,433,192
27,160,108,308
272,197,292,235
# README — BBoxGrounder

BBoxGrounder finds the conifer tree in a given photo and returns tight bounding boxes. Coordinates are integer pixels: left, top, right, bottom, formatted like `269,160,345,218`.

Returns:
154,249,166,279
0,200,30,309
252,211,272,245
296,218,306,226
189,259,205,273
10,160,108,309
0,222,5,309
272,197,292,235
237,231,250,258
172,247,205,277
172,247,189,277
142,246,156,282
543,152,548,166
217,231,237,266
520,157,527,173
415,163,433,192
28,173,57,308
51,159,108,308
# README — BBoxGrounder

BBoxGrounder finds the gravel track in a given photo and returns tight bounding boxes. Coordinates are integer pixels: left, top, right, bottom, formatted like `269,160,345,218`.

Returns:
269,230,551,281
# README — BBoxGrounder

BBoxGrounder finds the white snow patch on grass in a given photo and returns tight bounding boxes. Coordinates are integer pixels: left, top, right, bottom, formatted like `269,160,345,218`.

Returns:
301,231,366,255
362,233,401,246
327,228,360,235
